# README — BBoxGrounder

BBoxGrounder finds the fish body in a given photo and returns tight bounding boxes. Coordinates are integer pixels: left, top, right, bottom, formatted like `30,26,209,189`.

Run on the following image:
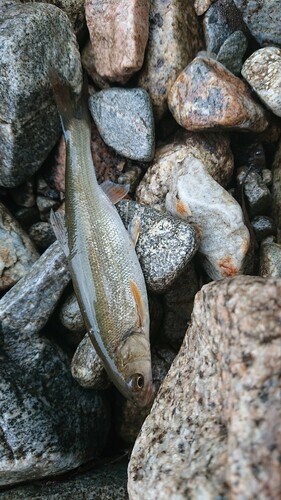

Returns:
51,79,153,407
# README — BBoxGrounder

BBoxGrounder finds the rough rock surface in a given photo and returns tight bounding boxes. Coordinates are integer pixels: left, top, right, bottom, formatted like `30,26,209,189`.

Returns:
168,55,268,132
259,242,281,278
242,47,281,118
137,0,200,120
272,140,281,243
216,30,247,75
0,201,39,290
71,333,109,389
89,88,155,161
128,276,281,499
237,169,272,218
28,221,56,250
0,2,82,187
233,0,281,47
85,0,149,84
251,216,276,243
194,0,212,16
60,291,85,334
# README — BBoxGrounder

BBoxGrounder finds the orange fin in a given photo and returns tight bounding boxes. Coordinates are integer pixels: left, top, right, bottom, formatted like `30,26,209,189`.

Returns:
129,280,145,328
128,215,141,246
100,180,130,205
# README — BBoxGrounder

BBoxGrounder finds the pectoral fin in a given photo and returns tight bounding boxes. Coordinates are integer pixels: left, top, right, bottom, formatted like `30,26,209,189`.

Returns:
129,280,146,329
100,180,130,205
50,209,69,257
128,215,141,247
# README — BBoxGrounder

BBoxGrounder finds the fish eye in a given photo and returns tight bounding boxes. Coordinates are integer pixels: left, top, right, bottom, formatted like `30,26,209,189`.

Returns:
129,373,144,391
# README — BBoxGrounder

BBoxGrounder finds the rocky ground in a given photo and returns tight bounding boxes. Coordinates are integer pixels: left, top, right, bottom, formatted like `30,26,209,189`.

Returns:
0,0,280,498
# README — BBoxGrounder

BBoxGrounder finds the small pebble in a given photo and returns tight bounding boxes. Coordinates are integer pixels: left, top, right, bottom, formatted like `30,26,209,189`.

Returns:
10,180,36,208
237,168,272,218
36,196,60,222
203,0,245,53
59,291,85,334
233,0,281,47
71,333,110,390
28,222,56,250
216,30,247,75
259,242,281,277
251,216,276,243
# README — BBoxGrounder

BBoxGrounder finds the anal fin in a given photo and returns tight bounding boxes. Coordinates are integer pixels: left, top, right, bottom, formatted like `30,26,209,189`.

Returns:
50,209,69,257
128,215,141,247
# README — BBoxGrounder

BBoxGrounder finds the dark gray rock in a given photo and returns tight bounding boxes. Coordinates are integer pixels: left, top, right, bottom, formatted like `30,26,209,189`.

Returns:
203,0,246,53
251,216,276,243
216,30,247,75
259,242,281,278
14,206,40,229
89,88,155,162
237,168,272,218
0,241,110,486
0,2,82,187
0,460,128,499
71,333,109,390
10,180,36,208
28,221,56,250
0,201,39,291
233,0,281,47
117,200,199,293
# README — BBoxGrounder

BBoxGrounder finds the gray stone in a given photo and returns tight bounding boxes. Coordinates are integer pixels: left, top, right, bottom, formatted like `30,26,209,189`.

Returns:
89,88,155,162
203,0,245,53
216,30,247,75
0,459,127,499
0,201,39,291
242,47,281,117
233,0,281,47
28,221,56,250
36,195,60,221
259,242,281,278
272,140,281,243
251,216,276,243
128,276,281,499
60,291,85,334
71,333,109,390
117,200,199,293
0,2,82,187
237,168,272,218
262,169,273,187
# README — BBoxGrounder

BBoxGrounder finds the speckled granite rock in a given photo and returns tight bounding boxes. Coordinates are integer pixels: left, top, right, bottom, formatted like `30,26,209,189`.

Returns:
128,276,281,499
194,0,212,16
117,199,199,292
71,333,109,389
0,460,128,499
0,201,39,291
0,2,82,187
233,0,281,47
259,242,281,278
242,47,281,117
168,55,268,132
85,0,149,84
60,291,85,334
272,140,281,243
137,0,200,120
136,131,234,212
216,30,247,75
28,221,56,250
89,89,155,161
81,41,110,89
237,168,272,218
251,216,276,243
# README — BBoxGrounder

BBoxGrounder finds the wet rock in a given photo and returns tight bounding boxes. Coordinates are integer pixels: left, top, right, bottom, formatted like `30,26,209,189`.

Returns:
259,242,281,278
28,221,56,250
71,333,109,390
114,347,176,445
0,460,128,500
137,0,200,120
251,216,276,243
85,0,149,84
165,157,250,280
117,200,199,293
0,201,39,291
272,140,281,243
89,88,155,162
233,0,281,47
216,30,247,75
0,2,82,188
136,131,234,211
60,291,85,334
237,168,272,218
10,180,36,208
128,276,281,499
242,47,281,118
168,55,268,132
203,0,245,54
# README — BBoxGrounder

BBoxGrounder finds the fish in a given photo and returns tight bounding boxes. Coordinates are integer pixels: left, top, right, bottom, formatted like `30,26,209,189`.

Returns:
50,74,154,407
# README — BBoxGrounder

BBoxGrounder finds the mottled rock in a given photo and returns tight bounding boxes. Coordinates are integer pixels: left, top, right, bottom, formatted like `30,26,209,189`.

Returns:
71,333,109,389
168,55,268,132
272,140,281,243
194,0,212,16
136,131,234,211
0,2,82,187
10,180,36,208
0,201,39,291
259,242,281,278
60,291,85,334
262,169,272,187
117,200,199,292
233,0,281,47
0,461,128,500
28,221,56,250
85,0,149,84
137,0,200,120
81,41,110,89
128,276,281,499
89,88,155,161
203,0,245,53
242,47,281,117
216,30,247,75
251,216,276,243
237,168,272,217
36,195,60,222
165,157,250,280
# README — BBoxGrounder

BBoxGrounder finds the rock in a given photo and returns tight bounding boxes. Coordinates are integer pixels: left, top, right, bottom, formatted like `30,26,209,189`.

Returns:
60,291,85,334
116,200,199,292
232,137,266,171
36,195,60,222
136,131,234,211
0,2,82,187
85,0,149,84
0,201,39,291
168,55,268,132
10,180,36,208
251,216,276,243
261,169,272,187
165,157,250,280
233,0,281,47
28,221,56,250
81,41,110,89
128,276,281,499
242,47,281,118
71,333,109,389
14,206,40,229
137,0,200,120
43,136,67,193
0,460,128,499
89,88,155,162
216,30,247,75
194,0,212,16
237,168,272,218
259,242,281,278
272,140,281,243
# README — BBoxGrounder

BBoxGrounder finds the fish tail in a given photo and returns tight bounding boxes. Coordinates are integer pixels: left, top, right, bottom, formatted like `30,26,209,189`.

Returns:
49,68,90,134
